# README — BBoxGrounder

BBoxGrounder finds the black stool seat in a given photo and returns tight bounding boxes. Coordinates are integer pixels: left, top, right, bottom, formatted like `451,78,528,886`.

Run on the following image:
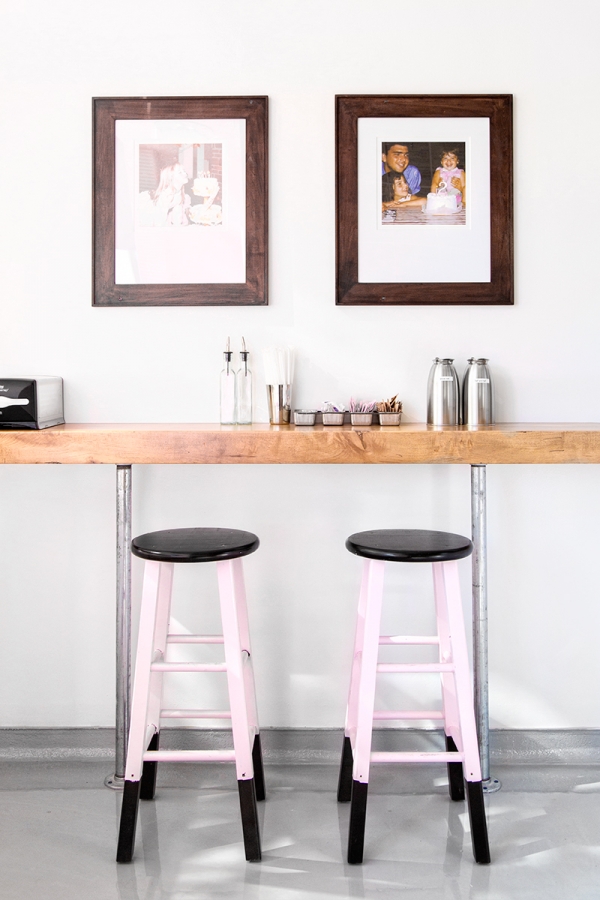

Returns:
346,529,472,563
132,527,260,563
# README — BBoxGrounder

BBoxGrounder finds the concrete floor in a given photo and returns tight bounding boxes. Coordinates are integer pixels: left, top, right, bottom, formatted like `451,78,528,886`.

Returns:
0,761,599,899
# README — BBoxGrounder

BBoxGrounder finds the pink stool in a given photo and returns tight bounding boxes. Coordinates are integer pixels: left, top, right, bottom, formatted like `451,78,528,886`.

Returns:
117,527,265,863
338,529,490,865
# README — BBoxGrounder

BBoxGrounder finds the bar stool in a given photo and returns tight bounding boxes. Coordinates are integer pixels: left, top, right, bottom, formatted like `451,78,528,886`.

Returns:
117,527,265,864
337,529,490,865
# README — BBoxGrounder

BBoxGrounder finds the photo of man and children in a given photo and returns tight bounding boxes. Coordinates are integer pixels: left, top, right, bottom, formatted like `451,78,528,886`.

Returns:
381,142,467,225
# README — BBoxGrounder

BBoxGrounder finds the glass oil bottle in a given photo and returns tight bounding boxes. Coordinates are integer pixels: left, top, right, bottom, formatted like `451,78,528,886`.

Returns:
220,337,236,424
236,336,252,424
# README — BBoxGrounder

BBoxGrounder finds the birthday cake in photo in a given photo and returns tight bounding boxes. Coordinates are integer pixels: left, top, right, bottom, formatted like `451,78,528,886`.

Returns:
424,182,462,215
192,175,219,197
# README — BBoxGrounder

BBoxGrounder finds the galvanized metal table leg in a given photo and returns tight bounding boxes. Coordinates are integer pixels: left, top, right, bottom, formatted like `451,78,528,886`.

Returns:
105,464,132,790
471,464,501,793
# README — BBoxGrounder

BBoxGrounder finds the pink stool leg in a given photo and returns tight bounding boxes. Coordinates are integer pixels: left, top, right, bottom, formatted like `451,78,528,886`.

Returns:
348,559,385,864
437,562,481,781
217,559,261,861
440,560,490,864
117,560,165,862
433,562,465,801
231,557,265,801
338,561,370,801
140,561,174,800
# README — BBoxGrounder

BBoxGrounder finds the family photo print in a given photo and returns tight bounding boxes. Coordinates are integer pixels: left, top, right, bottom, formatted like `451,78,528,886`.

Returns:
336,94,513,305
381,141,467,226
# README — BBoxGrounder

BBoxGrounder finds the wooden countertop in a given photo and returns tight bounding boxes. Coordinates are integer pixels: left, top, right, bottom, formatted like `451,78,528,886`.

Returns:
2,422,600,464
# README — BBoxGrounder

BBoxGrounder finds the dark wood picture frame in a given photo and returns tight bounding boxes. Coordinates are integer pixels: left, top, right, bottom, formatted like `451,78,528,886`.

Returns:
336,94,513,306
93,96,268,306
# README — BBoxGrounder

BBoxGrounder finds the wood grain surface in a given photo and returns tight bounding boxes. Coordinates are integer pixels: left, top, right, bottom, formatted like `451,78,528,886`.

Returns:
2,423,600,465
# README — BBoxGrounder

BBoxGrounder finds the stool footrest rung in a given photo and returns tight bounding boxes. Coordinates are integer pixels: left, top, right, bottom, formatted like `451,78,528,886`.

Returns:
167,634,224,644
143,749,236,762
373,710,444,720
376,662,455,674
150,662,227,672
379,635,440,645
160,709,232,719
370,751,464,764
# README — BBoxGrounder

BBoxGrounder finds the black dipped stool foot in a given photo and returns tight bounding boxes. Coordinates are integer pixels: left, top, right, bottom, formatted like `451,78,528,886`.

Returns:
238,778,261,861
140,732,159,800
116,780,141,863
347,780,369,864
337,736,353,802
466,781,491,864
252,734,266,802
446,735,465,802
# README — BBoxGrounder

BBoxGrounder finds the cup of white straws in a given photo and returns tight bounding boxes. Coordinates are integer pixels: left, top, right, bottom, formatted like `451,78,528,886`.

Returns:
263,347,294,424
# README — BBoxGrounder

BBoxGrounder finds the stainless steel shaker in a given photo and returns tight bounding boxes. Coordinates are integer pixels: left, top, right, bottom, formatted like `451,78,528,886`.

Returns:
427,358,460,425
462,358,494,426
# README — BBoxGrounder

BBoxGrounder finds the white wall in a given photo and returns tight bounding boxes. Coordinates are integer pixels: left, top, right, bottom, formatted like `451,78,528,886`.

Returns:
1,0,600,730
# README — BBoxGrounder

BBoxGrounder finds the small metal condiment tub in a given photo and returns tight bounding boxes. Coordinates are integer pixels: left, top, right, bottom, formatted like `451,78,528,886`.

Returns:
322,411,344,425
378,412,402,425
350,413,373,426
293,409,318,425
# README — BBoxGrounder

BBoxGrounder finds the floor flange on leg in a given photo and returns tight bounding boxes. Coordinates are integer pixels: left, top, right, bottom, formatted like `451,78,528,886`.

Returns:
104,773,125,791
482,776,502,793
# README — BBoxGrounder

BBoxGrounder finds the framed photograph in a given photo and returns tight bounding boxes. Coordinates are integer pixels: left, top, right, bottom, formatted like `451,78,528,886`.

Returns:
336,95,513,305
93,96,268,306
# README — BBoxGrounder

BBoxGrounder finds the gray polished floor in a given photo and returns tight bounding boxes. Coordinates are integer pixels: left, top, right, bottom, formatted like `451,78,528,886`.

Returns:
0,761,599,899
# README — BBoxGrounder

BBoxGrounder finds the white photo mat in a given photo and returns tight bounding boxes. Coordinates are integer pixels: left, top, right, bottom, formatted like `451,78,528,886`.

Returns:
358,117,491,284
115,119,246,285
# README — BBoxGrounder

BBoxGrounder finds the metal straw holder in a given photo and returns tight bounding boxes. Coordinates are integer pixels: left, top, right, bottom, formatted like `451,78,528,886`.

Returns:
267,384,292,424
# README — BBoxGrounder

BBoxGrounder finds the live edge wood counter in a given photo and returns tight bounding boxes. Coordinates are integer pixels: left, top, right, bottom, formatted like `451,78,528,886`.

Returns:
2,422,600,465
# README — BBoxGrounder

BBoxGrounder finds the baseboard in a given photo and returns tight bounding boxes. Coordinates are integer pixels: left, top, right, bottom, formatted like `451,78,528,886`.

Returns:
1,727,599,765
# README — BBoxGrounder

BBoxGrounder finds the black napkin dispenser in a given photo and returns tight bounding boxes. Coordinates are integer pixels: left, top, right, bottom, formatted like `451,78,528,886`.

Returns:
0,377,65,429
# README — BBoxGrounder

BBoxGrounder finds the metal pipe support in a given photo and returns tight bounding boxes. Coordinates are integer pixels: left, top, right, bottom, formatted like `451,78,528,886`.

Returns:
105,464,132,790
470,464,501,793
